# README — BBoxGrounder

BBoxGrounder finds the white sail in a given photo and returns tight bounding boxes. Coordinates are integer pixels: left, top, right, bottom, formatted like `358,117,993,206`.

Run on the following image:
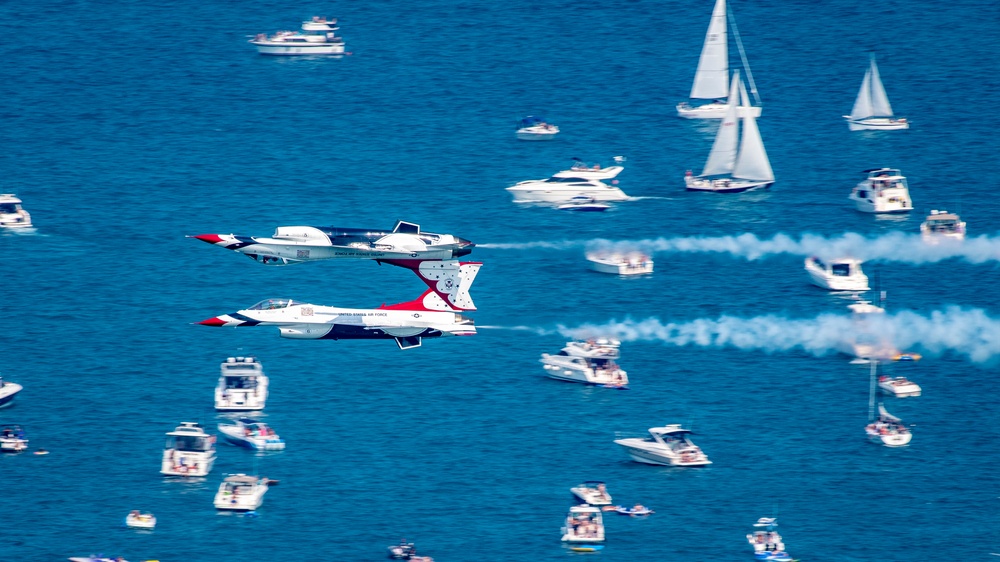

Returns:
689,0,729,100
700,72,741,176
732,80,773,181
850,68,874,120
878,403,902,423
868,56,894,117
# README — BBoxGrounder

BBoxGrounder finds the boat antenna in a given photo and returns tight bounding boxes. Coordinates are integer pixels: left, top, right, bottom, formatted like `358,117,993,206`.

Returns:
727,5,760,106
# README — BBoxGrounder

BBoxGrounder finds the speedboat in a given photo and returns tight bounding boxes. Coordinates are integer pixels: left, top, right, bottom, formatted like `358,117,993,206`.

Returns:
747,517,785,555
160,422,217,477
214,473,270,511
586,252,653,275
561,505,605,543
387,539,416,559
506,158,628,202
866,403,912,446
0,374,23,408
0,193,32,228
218,418,286,451
804,256,869,291
879,375,921,397
215,356,269,411
921,210,965,241
570,481,613,506
515,116,559,140
612,504,654,516
250,17,345,56
0,424,28,452
540,339,628,388
614,424,711,466
124,510,156,529
848,168,912,213
69,557,128,562
557,196,609,212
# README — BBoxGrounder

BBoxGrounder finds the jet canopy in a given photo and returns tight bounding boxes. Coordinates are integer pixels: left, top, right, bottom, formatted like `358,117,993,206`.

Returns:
247,299,299,311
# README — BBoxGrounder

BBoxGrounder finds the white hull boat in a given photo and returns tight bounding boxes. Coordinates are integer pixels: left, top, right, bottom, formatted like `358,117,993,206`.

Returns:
507,159,628,202
124,511,156,529
0,424,28,452
218,418,285,451
879,376,921,397
570,481,613,506
848,168,912,213
586,252,653,275
845,54,908,131
614,424,711,466
541,339,628,388
516,116,559,140
0,194,32,229
69,557,129,562
251,18,345,56
0,375,22,408
921,210,965,241
214,474,269,511
748,517,786,555
866,364,912,446
215,356,269,411
804,256,869,291
561,505,605,543
160,422,216,477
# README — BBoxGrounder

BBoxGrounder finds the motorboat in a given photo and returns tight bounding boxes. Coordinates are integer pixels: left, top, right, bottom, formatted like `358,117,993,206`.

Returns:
515,116,559,140
804,256,869,291
215,356,269,411
214,473,270,511
844,54,908,131
561,505,605,543
506,158,628,202
0,424,28,452
879,375,921,397
684,71,774,193
68,557,128,562
747,517,785,555
0,193,32,228
557,196,609,212
921,210,965,241
160,422,217,477
540,339,628,388
387,539,416,559
124,510,156,529
586,251,653,275
218,418,286,451
676,0,762,119
570,481,613,506
848,168,912,213
612,504,654,516
865,363,912,446
614,424,712,466
0,373,23,408
250,17,345,56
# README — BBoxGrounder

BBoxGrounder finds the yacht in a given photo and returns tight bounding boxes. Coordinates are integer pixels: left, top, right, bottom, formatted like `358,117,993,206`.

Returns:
921,210,965,241
250,17,345,56
570,481,613,506
0,374,23,408
540,339,628,388
215,356,268,411
879,375,921,397
614,424,712,466
515,116,559,140
804,256,869,291
387,540,416,559
747,517,785,556
557,196,610,212
848,168,912,213
214,473,269,511
506,159,628,202
0,194,32,228
0,424,28,452
124,511,156,530
160,422,217,477
561,505,605,543
586,252,653,275
866,363,912,446
218,418,285,451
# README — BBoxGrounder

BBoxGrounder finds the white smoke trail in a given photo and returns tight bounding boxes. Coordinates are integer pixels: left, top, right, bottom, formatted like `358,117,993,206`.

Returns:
556,307,1000,363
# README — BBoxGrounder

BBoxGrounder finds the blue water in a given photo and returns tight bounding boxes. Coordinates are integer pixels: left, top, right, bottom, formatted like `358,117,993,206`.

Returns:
2,0,999,560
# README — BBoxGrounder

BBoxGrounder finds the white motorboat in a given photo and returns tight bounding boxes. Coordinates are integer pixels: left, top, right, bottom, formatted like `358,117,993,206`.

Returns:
676,0,762,119
865,362,912,446
160,422,217,477
0,424,28,452
561,505,605,543
844,54,908,131
804,256,869,291
747,517,786,555
540,339,629,388
848,168,912,213
557,196,610,212
685,71,773,193
124,510,156,530
69,556,128,562
516,116,559,140
586,252,652,275
218,418,286,451
215,356,269,411
614,424,712,466
0,373,22,408
507,159,628,202
921,210,965,241
879,375,921,397
0,193,32,229
250,17,345,56
570,481,613,506
387,539,417,559
214,473,269,511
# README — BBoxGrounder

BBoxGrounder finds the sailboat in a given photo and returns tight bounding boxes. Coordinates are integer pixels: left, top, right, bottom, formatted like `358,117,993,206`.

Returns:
676,0,761,119
684,70,773,193
864,361,913,447
844,54,909,131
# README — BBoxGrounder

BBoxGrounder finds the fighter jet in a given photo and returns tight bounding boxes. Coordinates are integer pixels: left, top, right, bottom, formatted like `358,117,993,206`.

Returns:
191,220,474,266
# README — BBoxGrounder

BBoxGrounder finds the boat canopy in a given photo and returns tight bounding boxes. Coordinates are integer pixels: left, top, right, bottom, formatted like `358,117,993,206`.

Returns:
519,116,547,127
651,425,693,436
248,299,297,310
864,168,903,178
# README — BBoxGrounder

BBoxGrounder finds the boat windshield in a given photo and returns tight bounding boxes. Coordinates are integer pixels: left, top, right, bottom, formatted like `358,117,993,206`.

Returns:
168,435,213,452
248,299,295,310
224,376,258,389
544,177,593,183
0,203,20,213
831,263,853,276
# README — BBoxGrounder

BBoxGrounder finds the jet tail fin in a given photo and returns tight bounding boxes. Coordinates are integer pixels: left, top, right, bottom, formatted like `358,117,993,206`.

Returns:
381,260,482,311
394,336,422,350
393,221,420,234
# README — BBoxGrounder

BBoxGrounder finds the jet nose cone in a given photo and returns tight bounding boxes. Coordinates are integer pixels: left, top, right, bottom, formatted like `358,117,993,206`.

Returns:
192,234,224,245
453,237,475,257
197,316,228,326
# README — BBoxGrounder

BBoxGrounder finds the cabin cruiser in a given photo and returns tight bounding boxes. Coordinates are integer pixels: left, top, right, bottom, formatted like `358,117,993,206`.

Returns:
218,418,285,451
387,539,416,559
0,374,22,408
921,210,965,241
614,424,711,466
215,356,269,411
250,17,345,56
586,251,653,275
561,505,605,543
516,116,559,140
124,510,156,529
804,256,869,291
540,339,628,388
160,422,216,477
747,518,786,556
506,158,628,202
301,16,338,31
866,404,912,446
214,473,269,511
879,375,921,397
849,168,912,213
0,194,32,228
0,424,28,452
570,481,613,506
557,196,609,212
69,556,129,562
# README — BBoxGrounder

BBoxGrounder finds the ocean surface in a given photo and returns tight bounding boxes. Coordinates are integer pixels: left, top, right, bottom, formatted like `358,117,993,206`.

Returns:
2,0,999,560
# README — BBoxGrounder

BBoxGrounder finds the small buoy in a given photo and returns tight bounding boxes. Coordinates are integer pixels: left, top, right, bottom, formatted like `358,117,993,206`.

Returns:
34,449,49,455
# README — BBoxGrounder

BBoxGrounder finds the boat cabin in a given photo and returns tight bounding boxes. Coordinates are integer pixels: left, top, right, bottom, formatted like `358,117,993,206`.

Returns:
646,425,697,449
862,168,908,192
220,474,262,494
166,423,215,452
923,211,962,233
810,257,863,277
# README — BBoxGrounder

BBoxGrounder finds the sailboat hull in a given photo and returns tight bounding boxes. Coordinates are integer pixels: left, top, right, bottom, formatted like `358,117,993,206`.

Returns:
685,176,772,193
845,117,909,131
677,102,762,119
